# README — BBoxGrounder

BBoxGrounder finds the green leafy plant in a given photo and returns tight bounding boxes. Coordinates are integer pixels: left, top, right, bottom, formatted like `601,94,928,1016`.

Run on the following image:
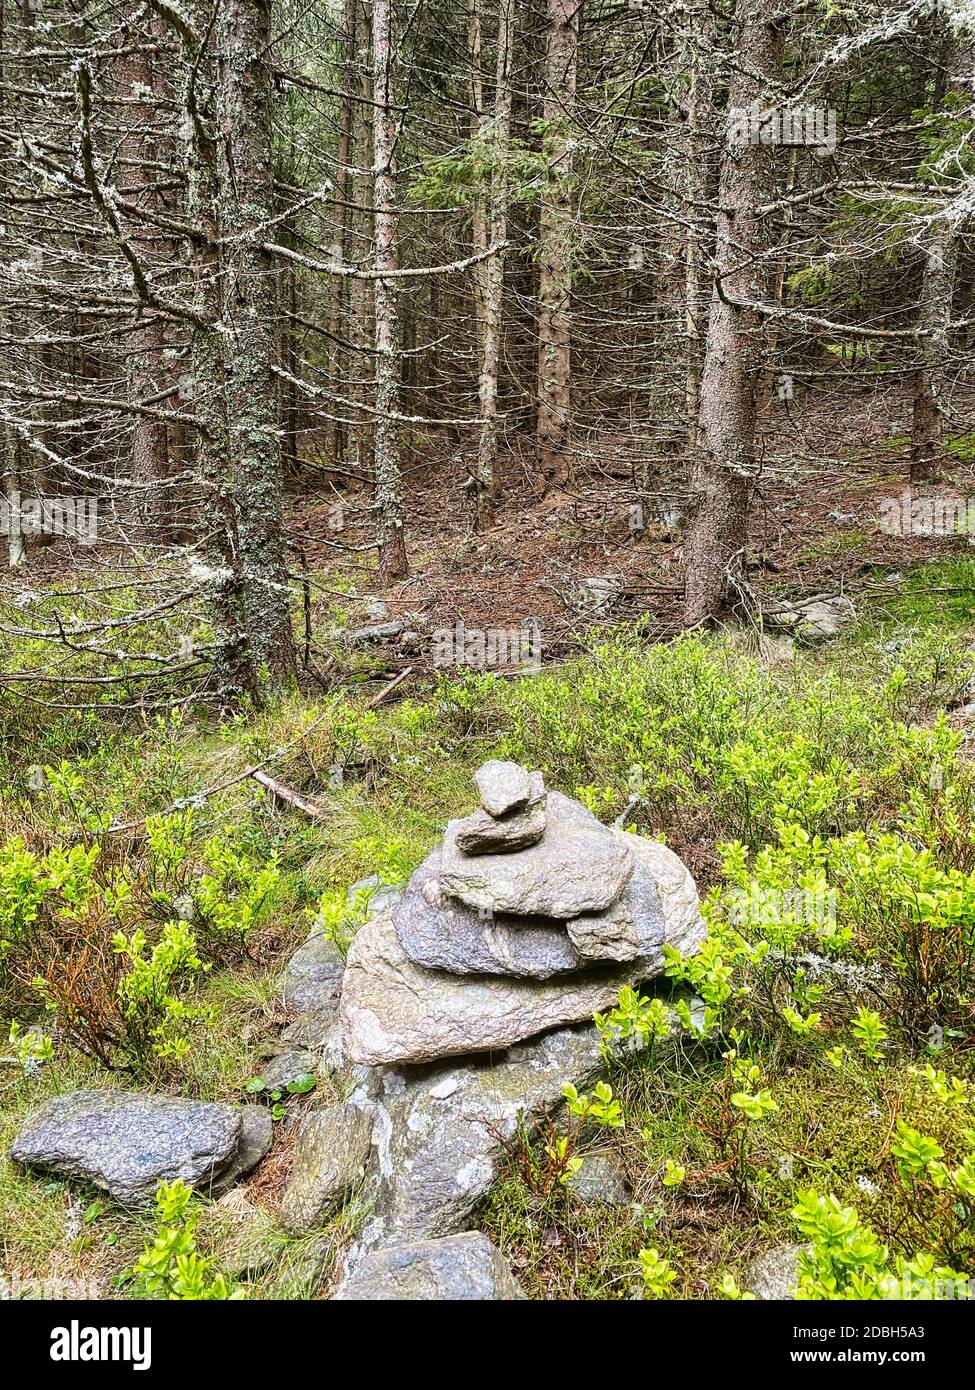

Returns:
308,879,377,956
851,1006,888,1063
638,1247,677,1299
594,986,672,1057
131,1180,240,1300
697,1049,778,1197
113,921,213,1067
192,836,281,950
791,1189,968,1300
562,1081,623,1129
5,1020,56,1084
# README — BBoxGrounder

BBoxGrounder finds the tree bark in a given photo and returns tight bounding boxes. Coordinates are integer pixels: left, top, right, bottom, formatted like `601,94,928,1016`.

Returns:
325,0,357,471
910,24,969,484
536,0,578,490
173,0,296,701
372,0,408,582
215,0,296,681
119,20,170,538
682,0,784,627
182,11,257,703
2,0,26,569
472,0,514,530
911,222,957,482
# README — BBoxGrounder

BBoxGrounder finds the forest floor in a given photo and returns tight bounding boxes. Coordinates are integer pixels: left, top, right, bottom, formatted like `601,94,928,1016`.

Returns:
281,380,975,680
3,384,975,1300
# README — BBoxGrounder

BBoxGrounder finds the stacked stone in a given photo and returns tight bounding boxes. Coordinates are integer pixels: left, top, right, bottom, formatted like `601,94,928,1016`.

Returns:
339,760,706,1067
8,762,709,1298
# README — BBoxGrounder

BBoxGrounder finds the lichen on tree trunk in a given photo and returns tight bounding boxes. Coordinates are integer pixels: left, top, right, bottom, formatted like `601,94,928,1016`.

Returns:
682,0,783,628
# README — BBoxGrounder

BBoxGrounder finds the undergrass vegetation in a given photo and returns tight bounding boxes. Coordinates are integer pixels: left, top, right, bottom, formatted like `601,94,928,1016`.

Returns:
3,559,975,1297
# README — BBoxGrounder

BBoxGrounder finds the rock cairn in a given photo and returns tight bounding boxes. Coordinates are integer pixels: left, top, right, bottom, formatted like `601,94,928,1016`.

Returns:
339,760,705,1067
9,761,708,1298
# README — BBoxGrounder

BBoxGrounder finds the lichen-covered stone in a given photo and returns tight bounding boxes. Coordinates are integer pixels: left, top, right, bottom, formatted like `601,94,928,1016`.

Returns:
280,1103,373,1234
745,1244,803,1300
453,799,546,854
440,790,633,917
333,1232,525,1300
566,831,704,962
10,1090,241,1205
340,908,645,1066
261,1050,317,1092
393,850,583,979
565,1154,631,1206
347,1024,605,1249
281,931,344,1012
210,1104,273,1194
474,760,536,817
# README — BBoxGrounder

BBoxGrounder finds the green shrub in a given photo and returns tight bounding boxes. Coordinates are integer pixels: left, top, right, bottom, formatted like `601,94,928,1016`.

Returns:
130,1180,239,1300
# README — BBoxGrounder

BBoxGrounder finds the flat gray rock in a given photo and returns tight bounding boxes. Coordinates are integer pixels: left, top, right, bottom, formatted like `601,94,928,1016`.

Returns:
454,799,546,854
440,790,633,917
565,1154,630,1206
334,1232,525,1300
280,1103,373,1234
210,1104,273,1194
280,1001,340,1051
393,850,583,979
261,1050,317,1092
10,1090,241,1205
745,1243,803,1299
474,760,535,817
340,618,407,645
340,907,646,1066
569,833,705,964
768,594,856,645
566,831,704,962
568,833,666,962
627,833,706,958
282,931,344,1012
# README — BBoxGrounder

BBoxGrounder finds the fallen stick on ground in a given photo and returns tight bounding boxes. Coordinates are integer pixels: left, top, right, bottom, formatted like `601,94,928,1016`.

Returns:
363,665,413,708
248,769,328,820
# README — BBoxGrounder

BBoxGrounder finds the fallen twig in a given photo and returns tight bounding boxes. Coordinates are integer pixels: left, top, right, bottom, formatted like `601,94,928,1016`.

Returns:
363,665,414,708
248,769,327,820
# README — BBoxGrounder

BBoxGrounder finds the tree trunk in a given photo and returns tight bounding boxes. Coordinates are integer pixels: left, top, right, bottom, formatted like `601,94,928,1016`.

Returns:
372,0,408,582
119,22,170,538
682,0,783,627
175,0,295,701
681,3,717,458
468,0,487,334
910,24,969,484
182,13,256,704
2,0,26,569
912,226,958,483
472,0,514,530
536,0,578,490
348,1,374,479
215,0,296,681
325,0,356,471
